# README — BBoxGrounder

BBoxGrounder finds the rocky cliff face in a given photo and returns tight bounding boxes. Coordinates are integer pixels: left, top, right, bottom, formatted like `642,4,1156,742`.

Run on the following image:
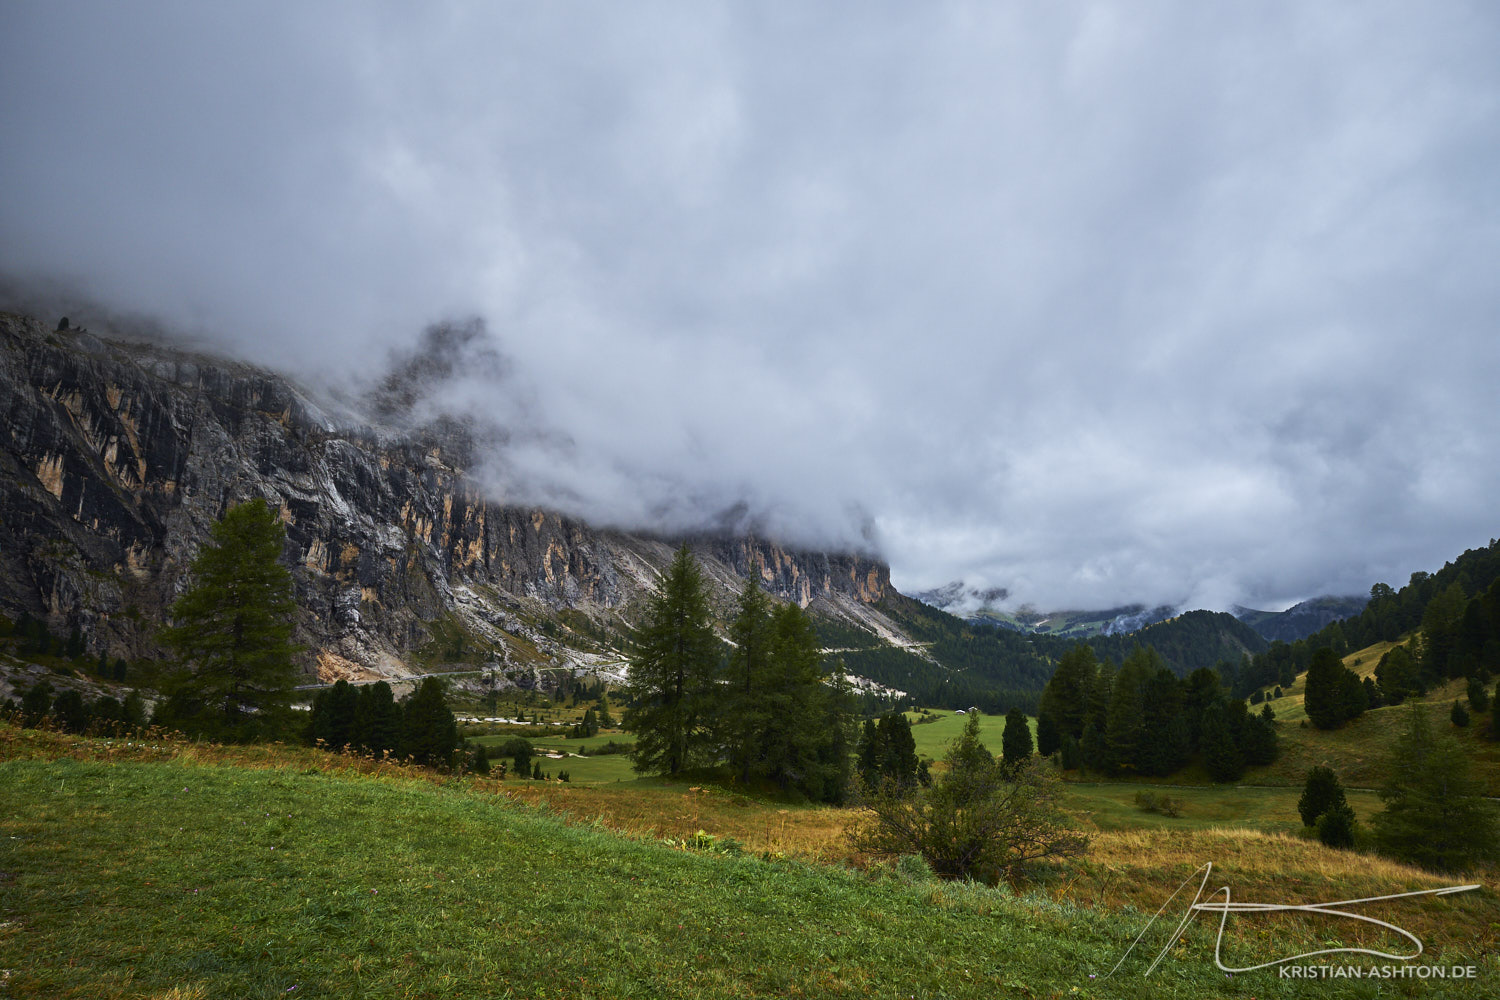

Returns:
0,313,891,683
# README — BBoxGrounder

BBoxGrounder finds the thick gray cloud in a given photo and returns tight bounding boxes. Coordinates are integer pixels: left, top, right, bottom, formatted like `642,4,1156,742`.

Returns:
3,2,1498,611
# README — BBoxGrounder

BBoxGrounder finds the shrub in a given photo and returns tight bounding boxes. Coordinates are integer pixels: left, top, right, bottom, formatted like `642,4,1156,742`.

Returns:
1133,790,1183,818
851,713,1087,882
1316,803,1357,849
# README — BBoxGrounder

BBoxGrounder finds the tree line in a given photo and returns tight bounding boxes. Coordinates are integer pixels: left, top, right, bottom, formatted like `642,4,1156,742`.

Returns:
1037,644,1277,782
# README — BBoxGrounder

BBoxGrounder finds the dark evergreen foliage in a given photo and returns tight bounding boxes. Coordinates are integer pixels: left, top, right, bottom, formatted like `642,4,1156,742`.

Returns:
401,678,459,767
1373,702,1500,871
157,498,301,741
622,545,721,776
1298,766,1347,827
1001,706,1033,770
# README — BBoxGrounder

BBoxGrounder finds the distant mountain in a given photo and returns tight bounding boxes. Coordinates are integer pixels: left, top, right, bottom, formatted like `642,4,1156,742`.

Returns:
1233,595,1369,643
910,581,1009,616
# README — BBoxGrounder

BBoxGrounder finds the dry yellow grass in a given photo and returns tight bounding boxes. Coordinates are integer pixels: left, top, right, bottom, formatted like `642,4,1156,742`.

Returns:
1064,827,1498,960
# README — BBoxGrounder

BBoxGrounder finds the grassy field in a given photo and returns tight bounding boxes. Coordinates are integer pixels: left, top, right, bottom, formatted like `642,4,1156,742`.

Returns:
467,730,641,784
904,708,1034,760
4,723,1497,998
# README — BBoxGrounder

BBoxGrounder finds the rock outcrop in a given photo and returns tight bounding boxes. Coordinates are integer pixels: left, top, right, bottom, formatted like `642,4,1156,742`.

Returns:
0,313,891,682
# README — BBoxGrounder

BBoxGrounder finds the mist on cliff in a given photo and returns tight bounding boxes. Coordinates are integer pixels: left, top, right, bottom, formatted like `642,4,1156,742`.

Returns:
3,3,1499,612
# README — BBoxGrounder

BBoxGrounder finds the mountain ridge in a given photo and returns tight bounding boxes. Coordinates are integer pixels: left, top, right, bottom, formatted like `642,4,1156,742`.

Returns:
0,312,896,692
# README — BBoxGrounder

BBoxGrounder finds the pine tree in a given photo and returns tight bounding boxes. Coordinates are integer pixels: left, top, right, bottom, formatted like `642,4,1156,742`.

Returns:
1103,659,1145,774
622,545,721,776
20,680,54,726
158,498,300,741
1241,708,1278,767
1373,702,1500,871
1001,707,1033,772
856,718,883,787
877,712,920,789
473,742,491,774
51,689,90,733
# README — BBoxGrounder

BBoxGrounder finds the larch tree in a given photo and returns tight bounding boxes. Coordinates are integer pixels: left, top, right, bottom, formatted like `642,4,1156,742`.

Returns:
158,497,301,741
623,544,722,776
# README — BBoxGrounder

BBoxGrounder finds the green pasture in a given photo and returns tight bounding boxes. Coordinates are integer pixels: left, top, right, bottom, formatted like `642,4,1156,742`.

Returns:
3,753,1457,999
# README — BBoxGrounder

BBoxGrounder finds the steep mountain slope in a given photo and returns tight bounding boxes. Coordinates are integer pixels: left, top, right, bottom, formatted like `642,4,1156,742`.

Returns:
0,313,897,689
1233,595,1368,642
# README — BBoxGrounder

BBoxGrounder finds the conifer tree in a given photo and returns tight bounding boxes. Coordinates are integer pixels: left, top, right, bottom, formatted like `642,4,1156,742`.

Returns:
1304,647,1351,729
1039,644,1096,740
307,679,358,749
725,572,774,782
1035,712,1060,758
756,601,831,795
158,498,301,741
1451,700,1470,727
1104,652,1152,773
1200,700,1244,783
1467,676,1489,713
1374,702,1499,871
1001,706,1033,771
351,681,402,754
1375,645,1420,705
623,545,721,776
402,677,458,767
1298,765,1347,827
1317,803,1357,849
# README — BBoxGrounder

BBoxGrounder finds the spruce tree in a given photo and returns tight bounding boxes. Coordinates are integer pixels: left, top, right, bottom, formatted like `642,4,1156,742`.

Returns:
622,544,721,776
158,498,300,741
307,679,358,749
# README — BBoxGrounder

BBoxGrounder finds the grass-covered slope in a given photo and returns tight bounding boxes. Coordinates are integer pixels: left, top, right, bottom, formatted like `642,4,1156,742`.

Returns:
7,725,1490,998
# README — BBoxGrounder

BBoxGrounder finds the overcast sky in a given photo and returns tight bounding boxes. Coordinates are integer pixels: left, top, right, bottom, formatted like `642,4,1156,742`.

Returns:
3,2,1498,613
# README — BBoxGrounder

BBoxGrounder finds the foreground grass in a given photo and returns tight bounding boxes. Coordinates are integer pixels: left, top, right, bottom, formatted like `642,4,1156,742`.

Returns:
3,726,1496,998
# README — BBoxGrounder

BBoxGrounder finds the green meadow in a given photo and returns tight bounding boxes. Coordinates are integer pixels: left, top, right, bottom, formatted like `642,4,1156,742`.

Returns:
7,725,1493,998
